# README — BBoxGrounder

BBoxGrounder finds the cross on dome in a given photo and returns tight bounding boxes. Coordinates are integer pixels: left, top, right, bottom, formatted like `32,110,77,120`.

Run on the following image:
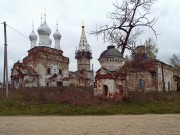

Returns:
32,21,35,31
53,20,61,40
56,19,58,30
44,8,46,23
41,13,43,24
82,20,84,28
29,21,38,48
37,10,52,47
29,20,37,40
53,20,62,50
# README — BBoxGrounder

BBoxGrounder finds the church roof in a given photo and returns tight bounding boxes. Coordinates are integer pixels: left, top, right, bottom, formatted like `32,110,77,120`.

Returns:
77,23,91,51
95,67,126,80
98,45,123,60
53,29,61,40
11,62,39,77
29,30,37,41
37,13,51,36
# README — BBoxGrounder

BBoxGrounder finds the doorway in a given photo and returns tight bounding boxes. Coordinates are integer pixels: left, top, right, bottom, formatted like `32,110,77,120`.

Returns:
168,82,170,91
177,82,180,91
103,85,108,96
57,82,63,87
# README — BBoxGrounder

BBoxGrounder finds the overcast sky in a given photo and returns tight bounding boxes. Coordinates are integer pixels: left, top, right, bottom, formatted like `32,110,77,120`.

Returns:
0,0,180,82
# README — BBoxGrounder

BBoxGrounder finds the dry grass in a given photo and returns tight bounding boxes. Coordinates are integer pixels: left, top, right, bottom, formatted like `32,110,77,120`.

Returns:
1,87,180,115
127,91,180,103
1,87,180,104
1,86,111,106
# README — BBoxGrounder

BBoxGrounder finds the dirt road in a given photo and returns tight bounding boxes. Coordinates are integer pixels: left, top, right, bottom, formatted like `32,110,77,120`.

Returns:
0,114,180,135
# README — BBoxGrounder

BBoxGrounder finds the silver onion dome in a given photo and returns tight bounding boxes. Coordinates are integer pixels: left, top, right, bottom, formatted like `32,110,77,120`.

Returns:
29,30,37,41
43,22,51,35
37,24,46,35
53,29,61,39
37,22,51,36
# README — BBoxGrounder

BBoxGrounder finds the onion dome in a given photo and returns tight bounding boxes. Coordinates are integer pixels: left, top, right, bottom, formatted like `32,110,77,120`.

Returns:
37,24,46,35
43,22,51,35
29,30,37,41
37,11,51,36
37,22,51,36
53,29,61,40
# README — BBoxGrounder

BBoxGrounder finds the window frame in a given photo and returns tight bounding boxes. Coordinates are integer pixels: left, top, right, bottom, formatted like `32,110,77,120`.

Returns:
139,79,145,90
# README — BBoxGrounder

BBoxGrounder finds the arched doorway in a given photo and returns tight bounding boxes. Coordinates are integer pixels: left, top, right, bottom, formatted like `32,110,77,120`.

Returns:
57,81,63,87
103,85,108,96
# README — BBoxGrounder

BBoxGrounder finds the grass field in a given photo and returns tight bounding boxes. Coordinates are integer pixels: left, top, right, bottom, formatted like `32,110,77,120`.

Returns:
0,87,180,115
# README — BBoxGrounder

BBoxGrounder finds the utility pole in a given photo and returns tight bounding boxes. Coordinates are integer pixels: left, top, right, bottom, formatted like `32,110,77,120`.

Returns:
3,21,8,98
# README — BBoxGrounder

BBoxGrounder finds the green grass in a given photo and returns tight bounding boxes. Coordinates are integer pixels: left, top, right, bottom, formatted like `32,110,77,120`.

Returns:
0,99,180,115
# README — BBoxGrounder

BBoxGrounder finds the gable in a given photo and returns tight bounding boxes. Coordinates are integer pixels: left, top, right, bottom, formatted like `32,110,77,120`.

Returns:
96,67,111,75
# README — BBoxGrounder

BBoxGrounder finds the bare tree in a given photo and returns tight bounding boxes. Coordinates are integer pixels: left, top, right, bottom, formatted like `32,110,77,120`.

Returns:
122,38,158,69
92,0,157,55
170,54,180,76
144,37,158,59
122,55,132,69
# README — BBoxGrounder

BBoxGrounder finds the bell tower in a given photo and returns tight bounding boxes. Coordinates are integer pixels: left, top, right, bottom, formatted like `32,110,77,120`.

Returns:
75,23,92,71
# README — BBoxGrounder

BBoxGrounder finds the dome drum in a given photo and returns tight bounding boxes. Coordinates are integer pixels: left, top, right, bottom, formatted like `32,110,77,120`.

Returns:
98,45,124,71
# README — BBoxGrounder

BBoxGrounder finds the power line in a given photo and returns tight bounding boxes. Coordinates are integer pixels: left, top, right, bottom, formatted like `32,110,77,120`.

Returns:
7,24,29,40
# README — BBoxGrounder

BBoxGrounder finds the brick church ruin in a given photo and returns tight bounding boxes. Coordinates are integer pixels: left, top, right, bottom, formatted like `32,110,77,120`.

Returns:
94,45,179,97
10,13,180,95
11,14,93,88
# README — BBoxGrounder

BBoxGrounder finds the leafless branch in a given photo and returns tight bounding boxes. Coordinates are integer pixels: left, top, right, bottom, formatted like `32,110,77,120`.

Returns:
91,0,158,55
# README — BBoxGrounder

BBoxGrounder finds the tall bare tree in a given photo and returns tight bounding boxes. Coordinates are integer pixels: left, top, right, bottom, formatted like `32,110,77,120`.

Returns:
170,54,180,77
92,0,157,55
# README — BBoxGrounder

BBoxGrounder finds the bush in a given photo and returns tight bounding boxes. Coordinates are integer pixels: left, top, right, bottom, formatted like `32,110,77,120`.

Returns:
127,91,180,103
2,86,108,106
1,88,180,115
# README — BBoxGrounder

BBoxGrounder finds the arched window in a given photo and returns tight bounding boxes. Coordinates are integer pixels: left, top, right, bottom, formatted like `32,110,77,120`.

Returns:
59,69,62,75
139,79,145,90
47,68,51,74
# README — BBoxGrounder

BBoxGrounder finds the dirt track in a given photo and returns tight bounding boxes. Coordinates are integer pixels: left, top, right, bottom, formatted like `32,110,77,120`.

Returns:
0,114,180,135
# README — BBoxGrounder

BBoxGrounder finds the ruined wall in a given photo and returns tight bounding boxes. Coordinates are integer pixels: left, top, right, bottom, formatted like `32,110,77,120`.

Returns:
11,63,39,89
77,58,90,71
96,79,116,95
126,71,157,91
23,46,69,87
24,76,38,87
126,62,176,92
63,78,79,86
157,63,175,91
35,61,68,87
